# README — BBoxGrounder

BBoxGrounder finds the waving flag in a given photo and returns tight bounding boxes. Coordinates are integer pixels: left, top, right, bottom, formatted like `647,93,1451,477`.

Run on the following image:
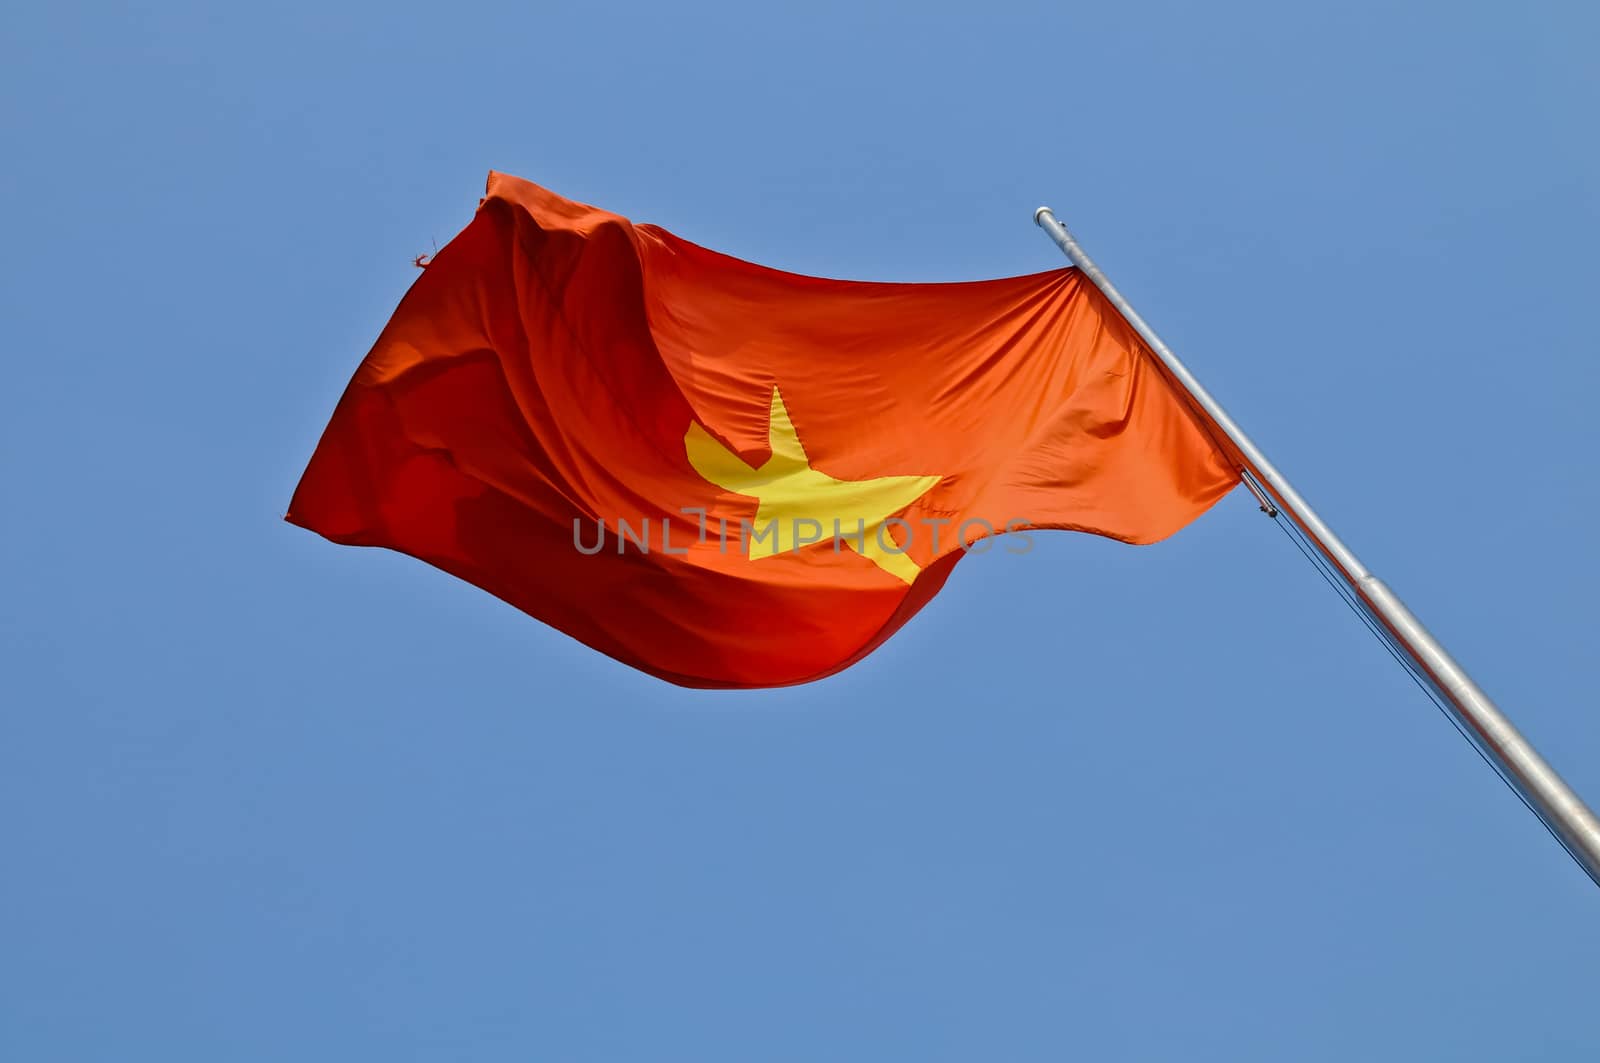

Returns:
287,173,1237,687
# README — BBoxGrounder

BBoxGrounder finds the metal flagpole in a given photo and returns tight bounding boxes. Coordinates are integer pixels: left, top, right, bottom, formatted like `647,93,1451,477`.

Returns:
1033,206,1600,888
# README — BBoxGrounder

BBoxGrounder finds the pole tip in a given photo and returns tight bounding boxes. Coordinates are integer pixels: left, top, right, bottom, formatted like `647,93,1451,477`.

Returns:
1033,206,1053,226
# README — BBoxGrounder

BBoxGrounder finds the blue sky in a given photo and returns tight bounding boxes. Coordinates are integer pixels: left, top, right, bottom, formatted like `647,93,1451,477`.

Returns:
4,1,1598,1059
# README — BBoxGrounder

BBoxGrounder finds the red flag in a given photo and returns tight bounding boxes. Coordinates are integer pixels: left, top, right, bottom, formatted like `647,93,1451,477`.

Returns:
288,173,1237,687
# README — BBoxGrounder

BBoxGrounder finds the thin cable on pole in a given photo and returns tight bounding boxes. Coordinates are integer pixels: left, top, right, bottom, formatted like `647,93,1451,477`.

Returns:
1264,506,1597,882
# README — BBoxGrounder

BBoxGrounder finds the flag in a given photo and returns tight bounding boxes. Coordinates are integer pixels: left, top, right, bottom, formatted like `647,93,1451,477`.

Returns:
287,172,1238,688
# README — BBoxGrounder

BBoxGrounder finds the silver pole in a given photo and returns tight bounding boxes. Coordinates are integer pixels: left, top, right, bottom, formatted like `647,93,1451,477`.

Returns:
1034,206,1600,888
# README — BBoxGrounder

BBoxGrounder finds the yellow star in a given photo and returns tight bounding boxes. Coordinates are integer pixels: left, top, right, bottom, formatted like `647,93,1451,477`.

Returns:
685,388,940,584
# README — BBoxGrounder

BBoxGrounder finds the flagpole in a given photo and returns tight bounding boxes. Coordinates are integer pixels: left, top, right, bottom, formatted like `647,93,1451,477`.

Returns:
1034,206,1600,888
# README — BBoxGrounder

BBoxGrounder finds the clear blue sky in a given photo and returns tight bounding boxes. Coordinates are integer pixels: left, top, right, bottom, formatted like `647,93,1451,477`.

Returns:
4,1,1597,1058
